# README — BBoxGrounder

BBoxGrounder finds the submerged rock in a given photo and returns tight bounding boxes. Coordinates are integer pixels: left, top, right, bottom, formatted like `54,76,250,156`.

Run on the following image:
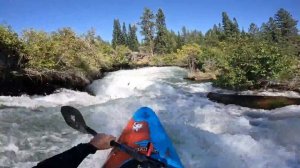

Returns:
207,92,300,110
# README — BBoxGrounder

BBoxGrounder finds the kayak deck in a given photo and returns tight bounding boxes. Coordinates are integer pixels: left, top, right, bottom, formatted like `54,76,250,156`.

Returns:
103,107,183,168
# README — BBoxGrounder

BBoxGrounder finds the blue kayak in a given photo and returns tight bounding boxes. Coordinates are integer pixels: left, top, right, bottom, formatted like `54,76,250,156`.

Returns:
103,107,184,168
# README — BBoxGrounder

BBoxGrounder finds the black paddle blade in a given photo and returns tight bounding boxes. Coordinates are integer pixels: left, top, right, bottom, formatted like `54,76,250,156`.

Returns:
61,106,88,134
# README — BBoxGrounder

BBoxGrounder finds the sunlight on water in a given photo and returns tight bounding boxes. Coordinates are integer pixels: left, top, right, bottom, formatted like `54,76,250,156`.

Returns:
0,67,300,168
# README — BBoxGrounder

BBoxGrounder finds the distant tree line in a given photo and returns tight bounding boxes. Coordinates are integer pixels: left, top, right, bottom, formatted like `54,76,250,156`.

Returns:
112,7,298,90
0,7,299,90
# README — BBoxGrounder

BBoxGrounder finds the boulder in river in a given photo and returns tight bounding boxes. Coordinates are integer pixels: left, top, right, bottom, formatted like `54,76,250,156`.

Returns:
207,92,300,110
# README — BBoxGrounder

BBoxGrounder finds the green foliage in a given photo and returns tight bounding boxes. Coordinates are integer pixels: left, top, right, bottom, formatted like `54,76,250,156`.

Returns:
166,30,179,53
140,8,155,55
21,27,116,74
261,9,298,44
112,19,124,48
222,12,239,38
22,29,57,69
205,25,223,47
127,24,139,51
0,25,27,69
122,22,128,46
248,23,259,37
150,53,178,66
154,28,175,54
261,17,281,42
112,45,131,66
154,8,169,54
214,39,296,90
180,27,204,45
201,46,225,72
176,43,202,71
274,8,298,37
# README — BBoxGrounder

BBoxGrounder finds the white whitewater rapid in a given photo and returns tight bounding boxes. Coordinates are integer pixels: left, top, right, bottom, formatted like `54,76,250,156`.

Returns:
0,67,300,168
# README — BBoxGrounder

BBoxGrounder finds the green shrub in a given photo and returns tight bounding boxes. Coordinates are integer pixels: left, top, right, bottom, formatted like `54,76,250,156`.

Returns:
0,25,27,69
214,39,296,90
112,45,131,66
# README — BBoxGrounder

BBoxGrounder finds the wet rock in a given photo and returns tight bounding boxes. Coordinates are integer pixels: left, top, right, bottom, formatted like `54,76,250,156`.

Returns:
0,69,94,96
207,92,300,110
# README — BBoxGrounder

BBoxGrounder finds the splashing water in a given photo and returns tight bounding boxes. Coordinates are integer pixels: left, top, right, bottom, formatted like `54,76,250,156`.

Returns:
0,67,300,168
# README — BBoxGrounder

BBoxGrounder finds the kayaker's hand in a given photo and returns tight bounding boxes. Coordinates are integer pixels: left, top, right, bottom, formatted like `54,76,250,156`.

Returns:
89,133,116,150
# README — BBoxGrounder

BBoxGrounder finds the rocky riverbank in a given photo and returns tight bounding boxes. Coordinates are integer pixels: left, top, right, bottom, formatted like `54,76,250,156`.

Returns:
207,92,300,110
0,61,168,96
0,50,154,96
185,70,300,109
0,69,100,96
0,50,188,96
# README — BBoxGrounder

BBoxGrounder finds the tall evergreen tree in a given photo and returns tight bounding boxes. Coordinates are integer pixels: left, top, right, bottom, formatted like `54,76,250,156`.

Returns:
176,31,184,49
112,19,122,48
222,12,232,37
181,26,188,43
188,30,203,44
222,12,239,38
232,18,240,35
217,23,223,32
154,8,170,54
241,28,247,38
261,17,281,42
205,25,221,46
156,8,166,28
213,24,222,37
139,8,155,56
168,30,179,52
128,24,139,51
274,8,298,37
248,23,259,37
121,22,127,45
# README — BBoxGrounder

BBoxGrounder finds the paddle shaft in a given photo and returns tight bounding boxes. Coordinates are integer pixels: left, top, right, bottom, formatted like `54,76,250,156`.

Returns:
85,126,97,136
85,125,148,162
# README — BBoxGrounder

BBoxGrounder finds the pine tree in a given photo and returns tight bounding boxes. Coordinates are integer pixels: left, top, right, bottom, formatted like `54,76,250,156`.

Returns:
205,25,221,46
241,28,247,38
168,30,179,52
222,12,239,38
248,23,259,37
112,19,122,48
176,31,184,49
181,26,188,44
140,8,155,56
128,24,139,51
222,12,232,37
121,22,127,46
232,18,240,35
274,8,298,38
261,17,281,42
154,8,170,54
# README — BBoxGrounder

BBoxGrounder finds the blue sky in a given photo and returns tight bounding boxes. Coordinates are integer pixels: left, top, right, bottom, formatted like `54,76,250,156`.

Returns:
1,0,299,41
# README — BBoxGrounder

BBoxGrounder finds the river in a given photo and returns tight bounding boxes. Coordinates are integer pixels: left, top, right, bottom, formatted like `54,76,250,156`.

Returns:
0,67,300,168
